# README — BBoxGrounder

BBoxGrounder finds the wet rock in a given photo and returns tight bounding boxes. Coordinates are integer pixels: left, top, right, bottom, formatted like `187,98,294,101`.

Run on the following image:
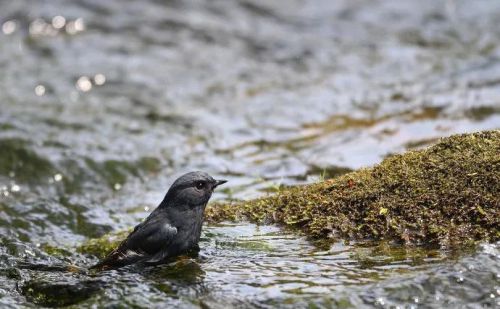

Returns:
20,276,101,307
0,267,21,280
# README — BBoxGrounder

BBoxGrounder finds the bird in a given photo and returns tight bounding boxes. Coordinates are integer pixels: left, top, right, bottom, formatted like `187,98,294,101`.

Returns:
90,171,227,271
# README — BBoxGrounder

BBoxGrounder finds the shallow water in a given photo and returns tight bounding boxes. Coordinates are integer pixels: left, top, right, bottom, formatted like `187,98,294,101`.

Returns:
3,223,500,308
0,0,499,307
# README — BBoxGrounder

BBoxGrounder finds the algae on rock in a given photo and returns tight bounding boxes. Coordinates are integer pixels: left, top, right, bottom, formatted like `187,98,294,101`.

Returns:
77,230,131,259
206,130,500,247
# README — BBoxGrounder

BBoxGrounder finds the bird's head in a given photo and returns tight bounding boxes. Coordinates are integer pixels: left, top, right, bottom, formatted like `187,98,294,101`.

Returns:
162,171,227,209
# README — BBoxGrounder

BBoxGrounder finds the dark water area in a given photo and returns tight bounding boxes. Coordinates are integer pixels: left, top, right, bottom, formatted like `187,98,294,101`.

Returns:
0,0,499,307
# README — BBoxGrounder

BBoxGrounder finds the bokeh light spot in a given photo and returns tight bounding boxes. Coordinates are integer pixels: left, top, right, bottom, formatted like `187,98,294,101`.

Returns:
35,85,46,96
2,20,17,35
76,76,92,92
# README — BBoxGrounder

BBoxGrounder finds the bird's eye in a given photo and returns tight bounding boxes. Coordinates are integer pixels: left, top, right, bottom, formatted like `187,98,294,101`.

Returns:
195,181,204,190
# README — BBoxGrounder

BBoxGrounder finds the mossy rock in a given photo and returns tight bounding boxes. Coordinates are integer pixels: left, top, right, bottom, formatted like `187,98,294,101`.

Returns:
77,230,131,259
80,131,499,255
206,130,500,247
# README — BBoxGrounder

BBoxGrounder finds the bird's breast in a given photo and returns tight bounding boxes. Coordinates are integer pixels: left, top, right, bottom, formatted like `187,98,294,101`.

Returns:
167,204,205,253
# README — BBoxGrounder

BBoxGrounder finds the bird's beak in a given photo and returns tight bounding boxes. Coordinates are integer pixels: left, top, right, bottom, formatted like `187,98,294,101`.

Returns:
214,179,228,188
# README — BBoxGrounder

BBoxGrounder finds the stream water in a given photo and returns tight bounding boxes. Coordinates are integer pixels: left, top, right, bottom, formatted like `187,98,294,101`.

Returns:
0,0,499,307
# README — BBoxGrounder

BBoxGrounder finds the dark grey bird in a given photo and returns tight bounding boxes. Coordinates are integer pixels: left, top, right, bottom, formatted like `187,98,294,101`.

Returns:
90,171,227,271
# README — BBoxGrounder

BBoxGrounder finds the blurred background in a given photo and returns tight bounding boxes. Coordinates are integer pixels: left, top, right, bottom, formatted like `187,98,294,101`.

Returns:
0,0,499,307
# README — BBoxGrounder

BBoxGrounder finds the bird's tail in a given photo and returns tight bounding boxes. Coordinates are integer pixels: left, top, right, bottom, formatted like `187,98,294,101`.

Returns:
89,250,144,272
89,259,115,272
17,261,87,274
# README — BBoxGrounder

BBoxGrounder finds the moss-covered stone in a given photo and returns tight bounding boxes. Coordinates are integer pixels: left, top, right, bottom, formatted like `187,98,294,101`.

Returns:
206,130,500,247
77,230,131,259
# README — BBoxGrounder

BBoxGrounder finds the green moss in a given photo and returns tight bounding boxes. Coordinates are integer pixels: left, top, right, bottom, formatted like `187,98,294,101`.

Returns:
137,156,162,173
0,123,16,130
206,130,500,247
41,244,73,258
77,230,130,258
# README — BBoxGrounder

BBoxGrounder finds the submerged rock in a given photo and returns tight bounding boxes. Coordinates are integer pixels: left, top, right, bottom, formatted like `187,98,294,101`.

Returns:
20,276,102,307
206,130,500,247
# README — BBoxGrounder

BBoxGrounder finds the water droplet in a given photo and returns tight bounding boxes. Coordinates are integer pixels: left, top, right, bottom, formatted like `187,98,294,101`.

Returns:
35,85,46,96
76,76,92,92
456,276,464,283
114,183,122,190
2,191,9,197
52,16,66,29
413,297,419,303
94,73,106,85
11,184,20,192
54,174,63,182
144,206,150,211
2,20,17,35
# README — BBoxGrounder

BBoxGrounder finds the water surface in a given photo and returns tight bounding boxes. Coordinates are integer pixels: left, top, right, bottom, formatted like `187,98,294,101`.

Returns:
0,0,499,307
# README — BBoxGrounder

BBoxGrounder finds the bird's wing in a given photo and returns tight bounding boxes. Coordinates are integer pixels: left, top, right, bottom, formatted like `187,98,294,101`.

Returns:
126,217,178,253
90,217,177,271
